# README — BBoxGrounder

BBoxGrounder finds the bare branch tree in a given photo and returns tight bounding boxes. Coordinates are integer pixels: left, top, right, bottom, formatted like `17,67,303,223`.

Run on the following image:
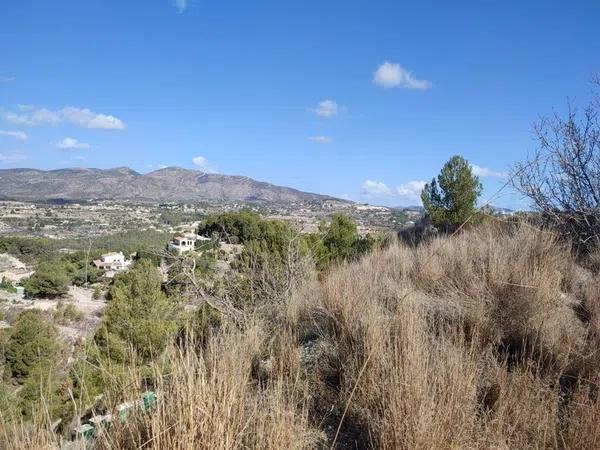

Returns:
512,77,600,253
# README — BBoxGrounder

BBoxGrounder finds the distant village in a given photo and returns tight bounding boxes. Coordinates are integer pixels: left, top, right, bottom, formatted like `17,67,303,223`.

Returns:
0,199,424,239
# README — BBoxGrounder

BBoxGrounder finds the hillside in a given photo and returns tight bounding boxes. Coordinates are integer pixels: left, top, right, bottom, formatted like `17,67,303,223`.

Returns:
4,222,600,449
0,167,337,204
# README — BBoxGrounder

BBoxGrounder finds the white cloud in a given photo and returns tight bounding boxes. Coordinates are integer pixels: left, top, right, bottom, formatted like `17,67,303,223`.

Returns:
192,155,216,172
0,76,15,83
60,107,126,130
471,164,508,179
0,130,28,140
5,106,61,126
373,62,432,90
396,180,427,200
313,99,339,118
174,0,187,13
362,180,393,196
308,135,333,144
56,137,91,150
361,179,426,203
3,105,126,130
192,155,207,168
0,152,26,163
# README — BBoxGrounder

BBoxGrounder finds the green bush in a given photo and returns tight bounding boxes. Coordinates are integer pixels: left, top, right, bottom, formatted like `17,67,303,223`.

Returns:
23,261,70,298
53,301,85,325
5,309,59,382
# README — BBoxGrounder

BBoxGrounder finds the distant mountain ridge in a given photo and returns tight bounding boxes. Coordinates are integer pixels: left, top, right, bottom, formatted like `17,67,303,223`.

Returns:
0,167,338,203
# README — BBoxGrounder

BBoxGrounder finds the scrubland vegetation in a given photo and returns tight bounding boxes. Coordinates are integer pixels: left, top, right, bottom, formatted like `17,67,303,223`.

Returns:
2,218,600,449
1,81,599,449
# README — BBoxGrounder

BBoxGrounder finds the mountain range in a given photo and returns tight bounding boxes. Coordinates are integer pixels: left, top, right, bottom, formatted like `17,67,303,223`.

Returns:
0,167,337,204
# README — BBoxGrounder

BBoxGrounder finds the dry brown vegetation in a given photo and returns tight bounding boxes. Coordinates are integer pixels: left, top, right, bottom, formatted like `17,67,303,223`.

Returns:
3,222,600,449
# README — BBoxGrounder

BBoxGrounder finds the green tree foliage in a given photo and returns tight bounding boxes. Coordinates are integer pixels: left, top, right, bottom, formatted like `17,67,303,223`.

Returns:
23,261,70,298
198,211,301,270
322,213,359,264
421,155,482,231
18,365,71,421
5,309,59,382
60,252,102,286
0,237,56,264
198,211,264,244
97,259,180,361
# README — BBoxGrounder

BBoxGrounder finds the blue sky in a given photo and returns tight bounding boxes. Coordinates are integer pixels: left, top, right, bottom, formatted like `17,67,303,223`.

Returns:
1,0,598,207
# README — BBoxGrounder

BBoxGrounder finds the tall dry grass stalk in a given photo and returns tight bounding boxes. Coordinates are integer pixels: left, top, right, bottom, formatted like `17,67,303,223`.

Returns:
4,222,600,449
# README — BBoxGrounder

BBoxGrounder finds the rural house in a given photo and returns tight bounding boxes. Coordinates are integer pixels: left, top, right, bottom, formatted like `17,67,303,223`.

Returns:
93,252,132,278
167,233,202,254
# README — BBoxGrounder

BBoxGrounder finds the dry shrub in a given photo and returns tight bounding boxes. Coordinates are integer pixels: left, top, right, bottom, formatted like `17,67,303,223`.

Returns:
287,222,599,448
94,325,316,450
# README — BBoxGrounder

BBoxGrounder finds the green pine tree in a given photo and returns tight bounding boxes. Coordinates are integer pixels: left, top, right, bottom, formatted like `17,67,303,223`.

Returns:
421,155,483,231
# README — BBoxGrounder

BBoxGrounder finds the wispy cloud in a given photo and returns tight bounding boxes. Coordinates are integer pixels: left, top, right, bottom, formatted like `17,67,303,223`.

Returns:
0,76,15,83
0,152,26,163
5,106,61,126
362,179,426,203
192,155,216,172
56,137,91,150
373,62,432,90
313,99,340,118
4,105,126,130
174,0,187,13
471,164,508,179
308,135,333,144
0,130,28,141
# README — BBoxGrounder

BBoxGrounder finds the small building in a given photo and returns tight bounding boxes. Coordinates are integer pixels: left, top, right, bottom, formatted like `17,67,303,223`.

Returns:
168,233,200,254
93,252,132,278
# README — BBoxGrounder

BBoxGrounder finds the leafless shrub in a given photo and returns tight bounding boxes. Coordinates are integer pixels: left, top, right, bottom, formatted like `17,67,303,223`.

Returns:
513,76,600,254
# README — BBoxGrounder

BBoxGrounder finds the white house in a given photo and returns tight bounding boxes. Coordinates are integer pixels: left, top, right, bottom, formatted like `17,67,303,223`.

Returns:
93,252,132,278
168,233,212,255
168,233,198,254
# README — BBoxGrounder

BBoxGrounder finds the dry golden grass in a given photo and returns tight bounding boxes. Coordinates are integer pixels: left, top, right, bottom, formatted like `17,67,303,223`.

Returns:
4,222,600,449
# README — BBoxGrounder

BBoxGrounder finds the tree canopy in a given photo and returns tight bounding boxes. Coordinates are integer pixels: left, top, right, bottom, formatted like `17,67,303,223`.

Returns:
421,155,482,231
23,261,71,298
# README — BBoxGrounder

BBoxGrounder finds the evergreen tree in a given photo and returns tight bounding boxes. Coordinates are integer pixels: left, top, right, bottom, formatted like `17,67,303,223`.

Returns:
5,309,59,382
98,259,180,361
322,214,359,265
23,261,70,298
421,155,482,231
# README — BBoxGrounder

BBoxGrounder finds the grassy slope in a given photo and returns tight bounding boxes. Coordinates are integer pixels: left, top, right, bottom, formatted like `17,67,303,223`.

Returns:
4,223,600,449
